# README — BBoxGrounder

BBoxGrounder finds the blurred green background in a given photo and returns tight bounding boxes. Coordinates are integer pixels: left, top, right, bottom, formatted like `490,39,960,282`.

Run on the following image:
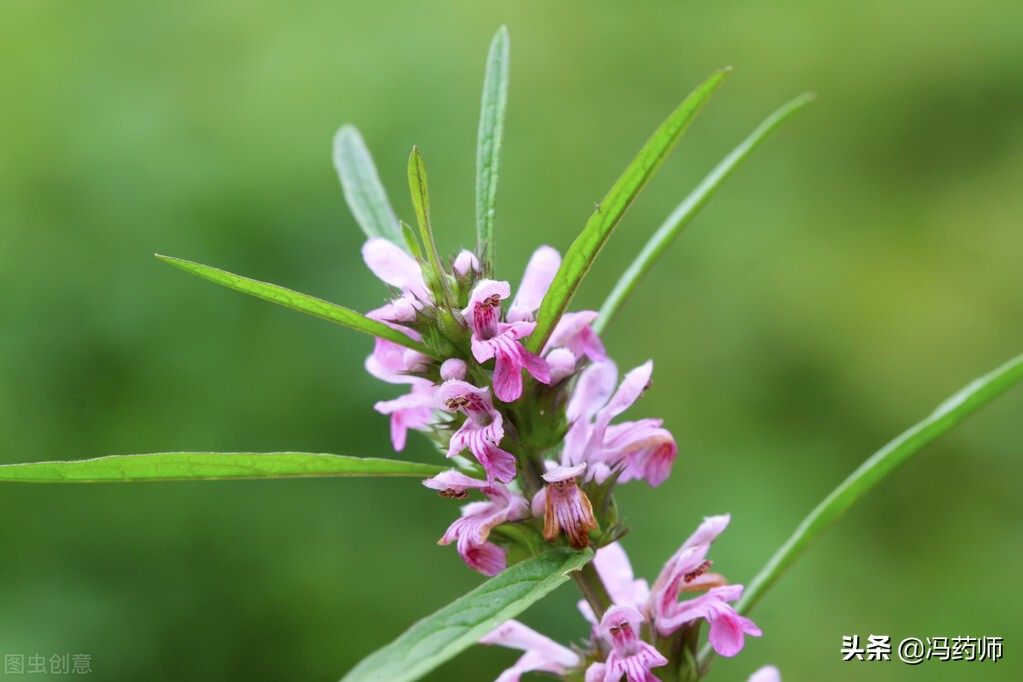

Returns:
1,1,1020,680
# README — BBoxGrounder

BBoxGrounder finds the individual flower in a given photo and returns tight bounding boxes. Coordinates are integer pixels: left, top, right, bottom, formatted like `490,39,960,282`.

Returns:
506,245,561,324
563,360,677,487
362,237,431,305
546,347,579,385
464,280,550,402
480,620,581,682
423,470,528,576
508,246,606,368
648,515,761,657
595,605,668,682
373,380,435,451
453,249,481,277
537,463,598,549
437,380,517,483
546,310,607,363
578,542,651,625
440,357,468,381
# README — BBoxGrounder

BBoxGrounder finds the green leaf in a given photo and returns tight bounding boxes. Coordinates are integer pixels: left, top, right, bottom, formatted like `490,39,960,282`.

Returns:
475,25,510,270
407,147,454,307
526,68,732,353
156,254,434,357
333,124,405,248
342,548,593,682
0,453,449,483
594,92,816,334
698,352,1023,670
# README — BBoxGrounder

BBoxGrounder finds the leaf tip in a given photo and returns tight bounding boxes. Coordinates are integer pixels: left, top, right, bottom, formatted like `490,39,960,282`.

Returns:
334,122,358,139
792,91,818,110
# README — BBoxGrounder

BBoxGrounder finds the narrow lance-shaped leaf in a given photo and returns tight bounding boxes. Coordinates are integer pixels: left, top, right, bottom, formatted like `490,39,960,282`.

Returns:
334,125,406,248
476,25,510,271
697,351,1023,670
157,255,435,357
0,453,450,483
594,92,816,334
526,68,732,353
341,548,593,682
407,146,455,307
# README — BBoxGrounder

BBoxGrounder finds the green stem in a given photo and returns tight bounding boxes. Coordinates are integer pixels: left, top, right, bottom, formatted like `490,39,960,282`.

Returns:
572,560,612,622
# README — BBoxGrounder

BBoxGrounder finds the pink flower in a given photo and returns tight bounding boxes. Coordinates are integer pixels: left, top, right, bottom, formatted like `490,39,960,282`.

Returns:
578,542,651,625
362,237,430,304
364,336,430,385
563,361,677,487
595,605,668,682
648,515,761,657
373,381,435,451
363,304,435,453
421,468,488,498
660,585,760,657
506,246,561,324
546,310,607,363
546,348,578,385
538,464,598,549
423,470,528,576
480,620,581,682
436,380,517,483
509,245,605,374
463,280,550,402
453,249,481,277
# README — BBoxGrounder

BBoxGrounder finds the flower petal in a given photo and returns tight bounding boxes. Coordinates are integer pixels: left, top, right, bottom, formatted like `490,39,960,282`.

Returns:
362,238,429,301
480,621,579,667
567,361,619,423
592,543,651,611
508,245,561,323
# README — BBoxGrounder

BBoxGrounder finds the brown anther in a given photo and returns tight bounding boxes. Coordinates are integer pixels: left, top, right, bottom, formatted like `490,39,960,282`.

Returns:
482,294,502,308
438,488,469,500
683,560,713,583
444,396,470,410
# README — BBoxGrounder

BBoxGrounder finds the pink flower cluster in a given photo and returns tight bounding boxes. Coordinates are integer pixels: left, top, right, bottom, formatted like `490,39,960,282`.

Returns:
359,239,768,679
361,240,678,574
484,516,770,681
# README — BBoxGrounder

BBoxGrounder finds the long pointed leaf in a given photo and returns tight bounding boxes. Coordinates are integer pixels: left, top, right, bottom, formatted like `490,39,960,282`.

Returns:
0,453,448,482
698,352,1023,669
341,548,593,682
475,25,510,270
334,125,405,248
408,147,454,307
156,255,434,357
595,92,816,334
526,68,731,353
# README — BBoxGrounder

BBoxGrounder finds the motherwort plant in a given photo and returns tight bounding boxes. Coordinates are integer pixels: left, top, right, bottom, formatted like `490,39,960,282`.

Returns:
3,26,1020,682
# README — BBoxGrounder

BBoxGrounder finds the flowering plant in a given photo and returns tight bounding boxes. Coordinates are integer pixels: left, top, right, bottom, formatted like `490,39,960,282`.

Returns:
1,26,1020,682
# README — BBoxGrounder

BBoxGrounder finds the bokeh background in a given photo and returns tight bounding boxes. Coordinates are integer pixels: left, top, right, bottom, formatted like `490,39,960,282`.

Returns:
1,1,1020,680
